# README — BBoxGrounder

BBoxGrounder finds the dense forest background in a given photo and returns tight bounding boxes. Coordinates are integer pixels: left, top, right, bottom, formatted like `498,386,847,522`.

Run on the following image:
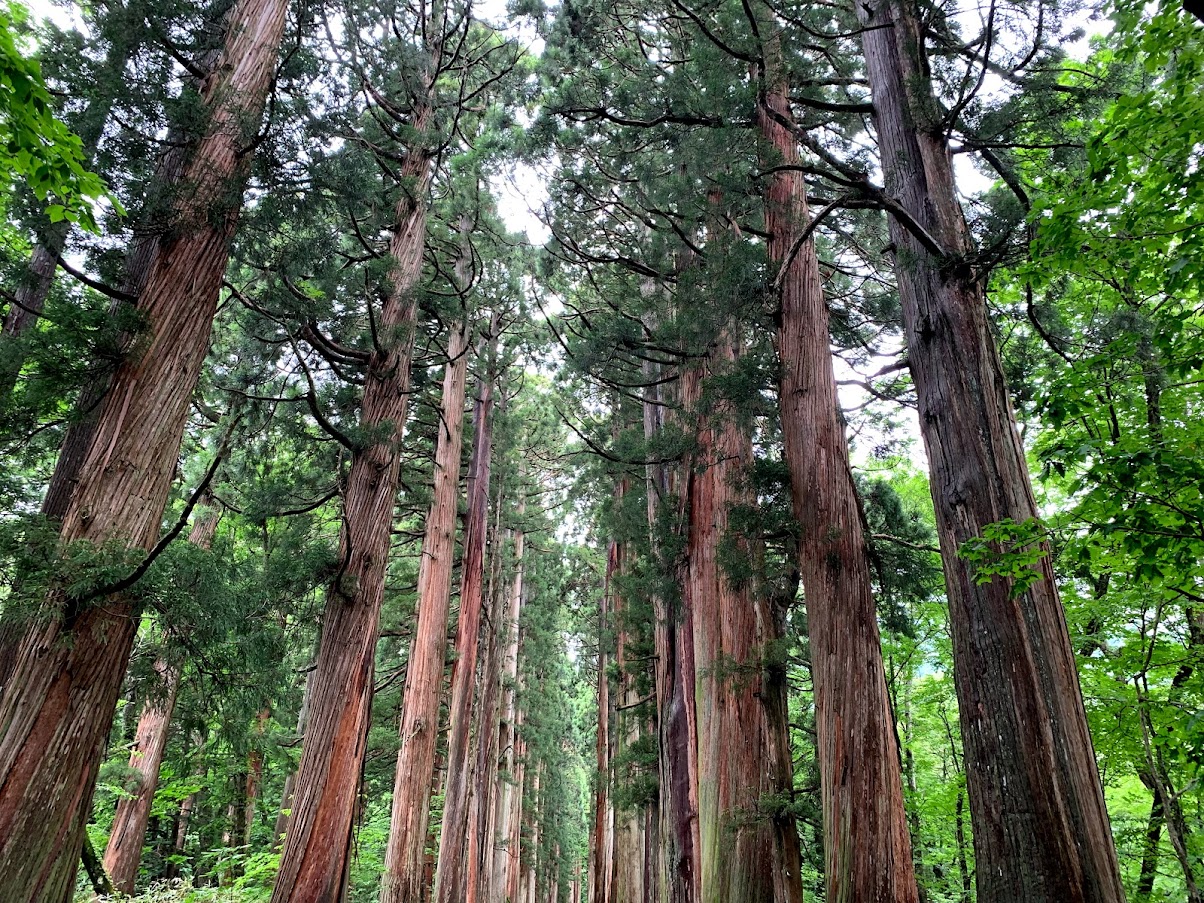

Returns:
1,0,1203,900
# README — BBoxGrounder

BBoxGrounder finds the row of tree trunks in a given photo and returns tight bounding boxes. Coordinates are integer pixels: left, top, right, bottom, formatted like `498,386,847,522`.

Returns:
855,1,1126,901
101,503,221,893
433,360,497,903
0,0,290,895
378,315,472,903
755,21,918,903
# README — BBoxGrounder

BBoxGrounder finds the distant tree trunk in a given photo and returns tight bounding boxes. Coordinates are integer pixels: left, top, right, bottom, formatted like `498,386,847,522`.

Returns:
856,2,1125,900
1134,786,1163,903
377,315,472,903
505,712,529,903
244,706,271,845
681,324,778,903
102,504,218,893
756,36,916,903
0,1,288,896
611,519,647,903
434,361,497,903
590,545,614,903
273,661,315,851
490,518,525,903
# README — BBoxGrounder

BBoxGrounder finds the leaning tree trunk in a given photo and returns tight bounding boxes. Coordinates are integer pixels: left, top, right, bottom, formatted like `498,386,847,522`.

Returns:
855,1,1125,900
377,317,472,903
681,327,777,903
0,0,288,896
102,503,220,893
433,365,497,903
756,41,917,903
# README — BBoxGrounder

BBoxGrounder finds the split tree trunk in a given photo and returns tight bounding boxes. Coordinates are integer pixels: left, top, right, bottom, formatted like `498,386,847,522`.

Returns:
855,2,1125,900
0,0,288,895
433,365,497,903
756,33,917,903
377,317,472,903
102,505,220,893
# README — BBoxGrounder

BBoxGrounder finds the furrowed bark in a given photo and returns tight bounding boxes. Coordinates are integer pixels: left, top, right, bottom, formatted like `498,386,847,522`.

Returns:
856,1,1125,900
102,504,219,894
757,28,916,903
377,317,472,903
433,360,497,903
0,0,288,895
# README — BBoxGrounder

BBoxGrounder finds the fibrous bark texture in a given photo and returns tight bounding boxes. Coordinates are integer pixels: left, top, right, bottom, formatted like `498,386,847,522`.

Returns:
757,42,917,903
0,0,287,895
856,1,1124,899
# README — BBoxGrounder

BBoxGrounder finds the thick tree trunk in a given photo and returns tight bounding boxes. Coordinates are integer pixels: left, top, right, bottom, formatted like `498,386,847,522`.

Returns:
377,317,472,903
433,366,497,903
102,504,218,893
680,329,777,903
490,520,525,903
855,2,1124,900
0,1,287,896
756,45,916,903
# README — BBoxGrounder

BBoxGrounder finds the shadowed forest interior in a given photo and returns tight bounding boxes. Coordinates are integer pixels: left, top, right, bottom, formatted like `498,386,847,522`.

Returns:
2,0,1204,901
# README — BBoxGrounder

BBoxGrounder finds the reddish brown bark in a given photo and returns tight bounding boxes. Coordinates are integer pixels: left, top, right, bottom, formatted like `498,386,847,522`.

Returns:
102,505,219,893
377,318,472,903
0,1,287,896
433,366,496,903
756,36,916,903
855,1,1124,900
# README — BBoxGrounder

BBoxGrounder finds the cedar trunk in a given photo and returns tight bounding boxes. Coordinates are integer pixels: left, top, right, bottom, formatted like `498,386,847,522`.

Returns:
856,1,1124,900
681,332,776,903
757,52,917,903
102,505,220,893
590,546,614,903
377,318,472,903
0,1,287,896
433,369,496,903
